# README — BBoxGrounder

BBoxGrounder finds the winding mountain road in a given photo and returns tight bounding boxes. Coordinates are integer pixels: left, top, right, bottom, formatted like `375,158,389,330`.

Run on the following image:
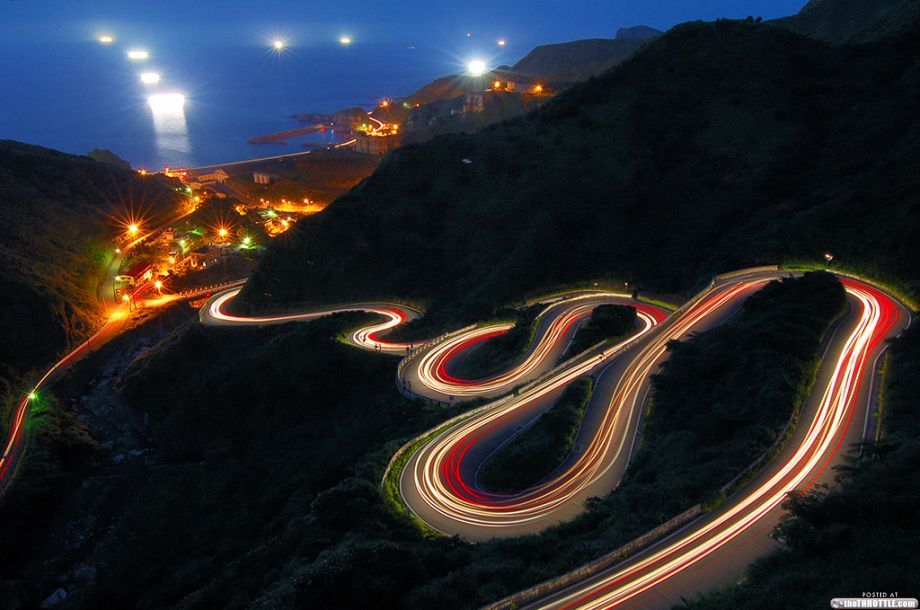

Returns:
199,269,909,608
3,267,909,610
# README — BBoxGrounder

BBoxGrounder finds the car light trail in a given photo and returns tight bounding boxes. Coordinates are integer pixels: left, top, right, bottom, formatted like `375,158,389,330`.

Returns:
409,294,662,399
532,278,902,609
403,281,758,533
2,268,907,610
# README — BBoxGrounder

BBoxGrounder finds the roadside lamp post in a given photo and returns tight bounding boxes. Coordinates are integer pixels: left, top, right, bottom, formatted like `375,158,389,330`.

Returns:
824,252,834,268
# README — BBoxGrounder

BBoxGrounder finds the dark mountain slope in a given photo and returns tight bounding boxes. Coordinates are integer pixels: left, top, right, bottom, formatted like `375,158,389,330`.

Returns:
0,141,180,398
773,0,920,42
240,18,920,325
510,34,656,84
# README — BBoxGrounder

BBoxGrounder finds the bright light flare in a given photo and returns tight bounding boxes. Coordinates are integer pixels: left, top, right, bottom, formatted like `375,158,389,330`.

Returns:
128,223,139,235
467,59,487,77
272,39,285,51
140,72,161,85
147,93,185,113
127,50,149,60
339,36,352,45
98,35,114,45
218,227,228,238
154,280,163,290
497,39,506,47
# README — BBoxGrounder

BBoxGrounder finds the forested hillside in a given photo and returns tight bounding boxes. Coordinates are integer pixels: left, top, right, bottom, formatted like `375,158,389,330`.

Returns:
772,0,920,42
240,16,920,326
0,141,180,418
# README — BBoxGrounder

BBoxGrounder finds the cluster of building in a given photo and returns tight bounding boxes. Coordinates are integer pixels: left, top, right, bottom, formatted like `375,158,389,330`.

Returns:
113,226,237,298
355,122,402,155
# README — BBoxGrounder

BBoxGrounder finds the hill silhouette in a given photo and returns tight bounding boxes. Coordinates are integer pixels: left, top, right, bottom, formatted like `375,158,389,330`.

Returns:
240,16,920,327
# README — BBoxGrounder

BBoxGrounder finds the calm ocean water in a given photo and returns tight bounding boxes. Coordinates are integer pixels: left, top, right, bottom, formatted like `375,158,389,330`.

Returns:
0,39,504,168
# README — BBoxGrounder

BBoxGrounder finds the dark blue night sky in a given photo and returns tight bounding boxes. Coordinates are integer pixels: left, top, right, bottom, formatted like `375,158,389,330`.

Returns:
0,1,808,166
2,1,806,47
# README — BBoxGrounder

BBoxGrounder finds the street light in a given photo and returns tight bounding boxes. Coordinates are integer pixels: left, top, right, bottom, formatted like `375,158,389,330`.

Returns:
128,223,139,236
467,59,487,77
824,252,834,267
154,280,163,293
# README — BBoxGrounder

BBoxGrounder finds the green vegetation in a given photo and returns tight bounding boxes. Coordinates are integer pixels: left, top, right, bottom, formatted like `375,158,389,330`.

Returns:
633,272,845,508
455,306,541,379
240,17,920,330
0,272,839,609
74,315,475,610
0,141,181,436
684,322,920,609
0,393,97,582
772,0,920,43
560,304,637,361
479,378,593,492
4,2,920,607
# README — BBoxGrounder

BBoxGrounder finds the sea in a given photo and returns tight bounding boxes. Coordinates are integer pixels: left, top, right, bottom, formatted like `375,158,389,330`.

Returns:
0,39,512,169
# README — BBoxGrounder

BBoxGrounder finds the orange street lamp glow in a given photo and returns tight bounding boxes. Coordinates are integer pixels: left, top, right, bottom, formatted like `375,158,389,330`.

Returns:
128,223,139,235
493,80,501,89
154,280,163,291
534,84,544,93
121,294,130,302
218,227,228,238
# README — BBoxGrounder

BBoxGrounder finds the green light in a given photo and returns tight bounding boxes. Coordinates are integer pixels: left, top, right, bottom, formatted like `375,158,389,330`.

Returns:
28,391,37,400
242,236,252,246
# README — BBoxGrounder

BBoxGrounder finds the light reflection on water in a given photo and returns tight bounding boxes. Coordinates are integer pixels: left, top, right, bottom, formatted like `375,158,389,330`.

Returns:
148,93,190,157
